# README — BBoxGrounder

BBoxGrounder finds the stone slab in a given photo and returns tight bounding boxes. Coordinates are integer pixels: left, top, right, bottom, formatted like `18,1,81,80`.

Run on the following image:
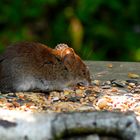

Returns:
86,61,140,81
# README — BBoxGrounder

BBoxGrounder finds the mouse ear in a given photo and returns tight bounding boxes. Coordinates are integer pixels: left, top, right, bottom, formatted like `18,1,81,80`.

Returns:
55,44,69,50
55,44,76,71
62,48,76,71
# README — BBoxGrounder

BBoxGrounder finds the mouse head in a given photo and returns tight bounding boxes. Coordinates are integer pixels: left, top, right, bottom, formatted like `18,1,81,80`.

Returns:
55,44,91,86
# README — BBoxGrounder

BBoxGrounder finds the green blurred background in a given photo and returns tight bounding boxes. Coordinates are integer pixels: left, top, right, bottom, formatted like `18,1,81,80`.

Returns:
0,0,140,61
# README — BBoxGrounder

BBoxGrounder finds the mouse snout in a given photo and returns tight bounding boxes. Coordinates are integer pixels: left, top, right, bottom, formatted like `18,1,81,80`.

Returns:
77,80,90,86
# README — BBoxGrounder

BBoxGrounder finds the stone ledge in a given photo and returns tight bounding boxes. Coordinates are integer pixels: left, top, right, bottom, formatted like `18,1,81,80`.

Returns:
85,61,140,81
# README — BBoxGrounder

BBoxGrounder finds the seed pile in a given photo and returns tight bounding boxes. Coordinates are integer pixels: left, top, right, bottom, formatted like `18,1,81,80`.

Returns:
0,79,140,119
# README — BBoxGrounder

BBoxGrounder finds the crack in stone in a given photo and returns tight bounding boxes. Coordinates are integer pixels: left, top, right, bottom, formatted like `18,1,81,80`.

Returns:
0,119,17,128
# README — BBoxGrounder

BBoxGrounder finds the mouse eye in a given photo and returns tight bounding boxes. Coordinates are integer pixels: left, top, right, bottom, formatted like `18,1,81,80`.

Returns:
44,61,53,65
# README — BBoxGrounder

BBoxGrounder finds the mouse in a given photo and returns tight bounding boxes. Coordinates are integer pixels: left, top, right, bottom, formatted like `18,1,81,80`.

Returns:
0,42,91,93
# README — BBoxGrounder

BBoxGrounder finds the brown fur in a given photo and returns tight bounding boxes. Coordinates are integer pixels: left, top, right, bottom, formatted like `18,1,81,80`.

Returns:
0,42,91,93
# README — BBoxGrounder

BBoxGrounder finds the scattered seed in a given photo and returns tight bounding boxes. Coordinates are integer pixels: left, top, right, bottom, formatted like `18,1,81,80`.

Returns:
128,73,139,79
97,99,108,109
129,83,136,87
111,88,118,92
111,80,126,88
67,97,81,102
126,80,138,84
6,103,14,108
13,102,20,107
85,90,92,95
88,96,95,102
92,80,100,86
107,63,113,68
75,89,83,94
106,81,111,85
52,97,60,102
101,85,111,89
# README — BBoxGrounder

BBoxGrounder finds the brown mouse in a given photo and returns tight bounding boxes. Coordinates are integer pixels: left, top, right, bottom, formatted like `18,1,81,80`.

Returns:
0,42,91,93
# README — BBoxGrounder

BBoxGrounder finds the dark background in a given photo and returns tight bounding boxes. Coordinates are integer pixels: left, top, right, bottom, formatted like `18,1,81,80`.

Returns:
0,0,140,61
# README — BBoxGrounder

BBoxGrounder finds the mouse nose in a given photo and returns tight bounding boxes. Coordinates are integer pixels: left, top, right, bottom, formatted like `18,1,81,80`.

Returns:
77,80,90,86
